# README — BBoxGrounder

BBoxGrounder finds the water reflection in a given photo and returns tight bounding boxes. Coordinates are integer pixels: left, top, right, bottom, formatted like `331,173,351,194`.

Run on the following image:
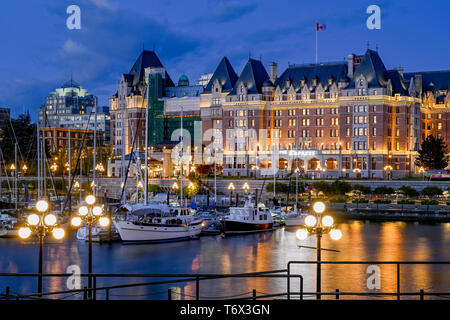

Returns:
0,221,449,300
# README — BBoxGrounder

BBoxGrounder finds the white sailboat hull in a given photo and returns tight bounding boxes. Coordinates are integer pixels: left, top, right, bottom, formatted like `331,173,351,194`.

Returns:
113,220,203,243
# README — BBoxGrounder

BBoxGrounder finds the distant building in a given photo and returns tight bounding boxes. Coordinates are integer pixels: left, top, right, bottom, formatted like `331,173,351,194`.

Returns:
0,108,11,128
41,127,104,154
38,80,110,147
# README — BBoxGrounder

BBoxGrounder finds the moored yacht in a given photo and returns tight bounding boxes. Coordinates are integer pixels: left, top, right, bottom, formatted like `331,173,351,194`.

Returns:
220,195,273,234
284,207,307,226
113,203,203,243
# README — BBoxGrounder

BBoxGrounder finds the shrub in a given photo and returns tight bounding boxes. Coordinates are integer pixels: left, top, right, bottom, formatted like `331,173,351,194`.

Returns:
330,197,347,203
331,180,351,195
352,184,372,194
148,184,162,194
311,181,333,194
373,199,391,204
399,186,419,197
421,186,443,197
266,182,288,193
421,199,439,205
374,186,395,195
398,199,415,204
352,198,369,203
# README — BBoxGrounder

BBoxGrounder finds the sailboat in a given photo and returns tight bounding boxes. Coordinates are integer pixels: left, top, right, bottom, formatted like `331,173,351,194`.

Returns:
113,82,203,243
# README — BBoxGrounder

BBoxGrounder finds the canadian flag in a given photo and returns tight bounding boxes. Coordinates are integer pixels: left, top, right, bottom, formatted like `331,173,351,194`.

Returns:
316,23,326,31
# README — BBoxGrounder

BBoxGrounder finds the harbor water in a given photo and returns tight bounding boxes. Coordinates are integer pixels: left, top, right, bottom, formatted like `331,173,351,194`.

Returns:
1,221,449,299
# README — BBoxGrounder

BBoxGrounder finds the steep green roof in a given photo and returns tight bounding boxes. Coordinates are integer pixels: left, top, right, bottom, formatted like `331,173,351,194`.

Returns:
127,50,174,88
204,57,238,93
350,49,388,87
229,58,269,95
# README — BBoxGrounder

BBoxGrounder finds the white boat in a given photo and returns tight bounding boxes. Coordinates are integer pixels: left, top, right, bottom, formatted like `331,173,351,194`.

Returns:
0,214,19,238
113,203,203,243
284,208,307,226
221,195,273,234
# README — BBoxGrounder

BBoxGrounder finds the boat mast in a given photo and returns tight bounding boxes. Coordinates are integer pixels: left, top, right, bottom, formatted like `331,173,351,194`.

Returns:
144,75,149,205
273,144,276,199
180,106,183,207
14,143,17,210
68,127,71,208
214,145,217,205
93,99,97,196
37,116,41,199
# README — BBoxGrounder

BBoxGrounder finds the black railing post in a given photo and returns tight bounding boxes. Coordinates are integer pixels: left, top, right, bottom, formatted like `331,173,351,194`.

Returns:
300,276,303,300
397,264,400,300
335,289,340,300
196,276,200,300
106,289,109,300
5,286,10,300
420,289,424,300
83,286,87,300
252,289,256,300
168,288,172,300
287,266,290,300
93,276,97,300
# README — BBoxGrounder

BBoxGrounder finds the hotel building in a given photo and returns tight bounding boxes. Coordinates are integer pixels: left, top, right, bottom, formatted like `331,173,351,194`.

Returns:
200,49,450,178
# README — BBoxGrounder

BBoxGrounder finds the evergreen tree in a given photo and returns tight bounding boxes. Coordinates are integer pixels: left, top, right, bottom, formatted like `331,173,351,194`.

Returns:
415,135,449,170
0,113,38,169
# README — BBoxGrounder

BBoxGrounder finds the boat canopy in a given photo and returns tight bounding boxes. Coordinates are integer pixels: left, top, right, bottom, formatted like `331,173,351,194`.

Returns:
121,203,171,216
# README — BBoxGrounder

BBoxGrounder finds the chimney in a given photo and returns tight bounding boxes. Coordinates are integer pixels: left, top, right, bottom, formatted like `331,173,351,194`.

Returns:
347,54,354,79
269,62,278,84
395,66,404,78
414,74,422,96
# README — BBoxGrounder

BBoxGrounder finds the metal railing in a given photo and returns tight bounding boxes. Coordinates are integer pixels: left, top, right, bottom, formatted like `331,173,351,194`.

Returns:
1,260,449,300
287,261,450,300
0,269,303,301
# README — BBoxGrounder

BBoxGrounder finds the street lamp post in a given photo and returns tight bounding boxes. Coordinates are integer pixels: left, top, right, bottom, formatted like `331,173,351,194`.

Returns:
18,200,65,294
384,165,393,180
353,167,361,179
419,166,425,180
71,195,110,299
228,183,235,205
243,182,249,194
296,201,342,300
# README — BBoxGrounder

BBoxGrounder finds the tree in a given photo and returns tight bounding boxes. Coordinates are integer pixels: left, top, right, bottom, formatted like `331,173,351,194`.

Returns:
352,184,372,194
266,182,288,193
399,185,419,198
331,180,351,195
374,186,395,195
0,113,39,172
416,135,449,170
421,186,443,197
311,181,332,194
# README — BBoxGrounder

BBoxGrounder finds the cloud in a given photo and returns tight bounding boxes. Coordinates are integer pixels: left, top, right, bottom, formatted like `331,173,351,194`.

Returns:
201,0,257,23
89,0,119,11
61,39,88,55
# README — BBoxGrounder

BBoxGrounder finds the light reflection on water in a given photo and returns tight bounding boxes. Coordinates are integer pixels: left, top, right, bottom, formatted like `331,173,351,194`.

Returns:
0,221,449,300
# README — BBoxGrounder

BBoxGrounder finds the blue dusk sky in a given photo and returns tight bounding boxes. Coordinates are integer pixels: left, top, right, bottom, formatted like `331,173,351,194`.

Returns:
0,0,449,119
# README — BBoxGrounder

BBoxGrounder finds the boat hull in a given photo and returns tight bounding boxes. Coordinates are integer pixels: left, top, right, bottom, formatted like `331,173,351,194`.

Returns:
221,220,273,234
284,217,304,226
114,220,202,243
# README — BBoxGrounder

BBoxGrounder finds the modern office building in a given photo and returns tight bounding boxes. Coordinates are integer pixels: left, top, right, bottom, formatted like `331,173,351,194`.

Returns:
38,80,110,146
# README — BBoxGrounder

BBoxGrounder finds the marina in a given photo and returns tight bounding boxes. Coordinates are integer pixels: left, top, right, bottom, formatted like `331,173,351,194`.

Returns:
0,220,449,300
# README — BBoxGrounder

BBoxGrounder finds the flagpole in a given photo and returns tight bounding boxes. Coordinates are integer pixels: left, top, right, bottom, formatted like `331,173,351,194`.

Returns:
315,23,318,64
